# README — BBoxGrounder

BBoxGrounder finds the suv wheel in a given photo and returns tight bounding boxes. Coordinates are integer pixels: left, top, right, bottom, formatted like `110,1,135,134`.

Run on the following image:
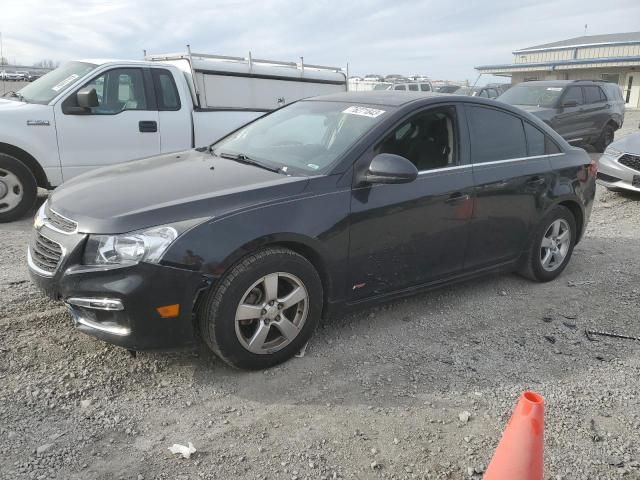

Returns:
593,123,616,153
0,153,38,223
518,205,576,282
198,247,323,370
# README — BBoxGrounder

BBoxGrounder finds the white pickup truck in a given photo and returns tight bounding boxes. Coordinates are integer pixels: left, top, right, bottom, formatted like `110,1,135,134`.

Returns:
0,50,347,221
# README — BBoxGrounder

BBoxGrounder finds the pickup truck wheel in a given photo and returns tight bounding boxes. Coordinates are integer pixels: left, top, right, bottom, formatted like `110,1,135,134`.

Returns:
593,124,616,153
518,205,576,282
198,247,323,370
0,153,38,223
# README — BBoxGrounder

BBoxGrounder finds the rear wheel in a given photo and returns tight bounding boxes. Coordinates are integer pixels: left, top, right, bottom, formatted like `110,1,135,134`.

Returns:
198,247,323,370
593,123,616,153
518,205,576,282
0,153,38,223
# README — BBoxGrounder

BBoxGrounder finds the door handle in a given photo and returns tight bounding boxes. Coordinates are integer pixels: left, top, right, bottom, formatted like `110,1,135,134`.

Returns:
526,176,545,185
445,192,470,204
139,120,158,133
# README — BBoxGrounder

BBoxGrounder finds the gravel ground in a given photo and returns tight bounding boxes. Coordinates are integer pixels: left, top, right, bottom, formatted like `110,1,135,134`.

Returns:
0,112,639,480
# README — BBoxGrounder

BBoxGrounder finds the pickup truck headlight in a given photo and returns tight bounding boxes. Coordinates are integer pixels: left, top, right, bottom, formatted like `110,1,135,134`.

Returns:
82,218,209,266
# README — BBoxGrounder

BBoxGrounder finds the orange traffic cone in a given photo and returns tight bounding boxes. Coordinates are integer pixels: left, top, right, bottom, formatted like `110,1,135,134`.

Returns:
484,391,545,480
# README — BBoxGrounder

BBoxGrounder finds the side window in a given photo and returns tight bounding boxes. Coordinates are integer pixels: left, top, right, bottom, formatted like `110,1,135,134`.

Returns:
420,83,431,92
584,86,603,104
487,88,499,98
408,84,419,91
394,85,406,91
376,107,457,171
81,68,147,114
524,122,545,156
478,89,489,98
468,106,526,163
152,69,181,110
545,137,561,154
562,87,583,106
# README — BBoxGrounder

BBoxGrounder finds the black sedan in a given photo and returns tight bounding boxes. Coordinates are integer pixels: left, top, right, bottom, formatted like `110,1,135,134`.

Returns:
29,92,596,369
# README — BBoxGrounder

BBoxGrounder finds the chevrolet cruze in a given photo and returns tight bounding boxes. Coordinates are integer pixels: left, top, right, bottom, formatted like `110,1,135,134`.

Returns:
28,92,596,369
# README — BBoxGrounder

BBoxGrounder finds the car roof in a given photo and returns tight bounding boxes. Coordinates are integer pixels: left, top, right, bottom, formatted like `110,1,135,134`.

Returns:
306,91,446,107
513,80,606,88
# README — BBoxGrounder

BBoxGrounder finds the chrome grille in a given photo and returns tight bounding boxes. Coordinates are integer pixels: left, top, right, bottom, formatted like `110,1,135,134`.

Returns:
45,205,77,233
31,232,63,274
618,154,640,173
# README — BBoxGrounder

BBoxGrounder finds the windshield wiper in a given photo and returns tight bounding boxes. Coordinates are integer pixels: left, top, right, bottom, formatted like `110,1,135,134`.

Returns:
2,91,26,102
217,151,285,174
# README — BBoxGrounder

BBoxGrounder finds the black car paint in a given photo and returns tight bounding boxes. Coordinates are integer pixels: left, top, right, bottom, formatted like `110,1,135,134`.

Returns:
30,92,596,351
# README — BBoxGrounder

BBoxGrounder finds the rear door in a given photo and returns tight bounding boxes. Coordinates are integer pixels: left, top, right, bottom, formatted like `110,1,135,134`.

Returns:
582,85,608,137
464,104,558,270
348,104,474,300
552,86,588,143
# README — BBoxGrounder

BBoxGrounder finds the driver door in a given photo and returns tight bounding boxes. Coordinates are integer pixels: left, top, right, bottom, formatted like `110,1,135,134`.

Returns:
54,67,160,181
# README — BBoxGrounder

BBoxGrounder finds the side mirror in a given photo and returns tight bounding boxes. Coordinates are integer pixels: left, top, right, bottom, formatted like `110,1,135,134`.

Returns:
77,87,99,109
561,100,578,108
362,153,418,184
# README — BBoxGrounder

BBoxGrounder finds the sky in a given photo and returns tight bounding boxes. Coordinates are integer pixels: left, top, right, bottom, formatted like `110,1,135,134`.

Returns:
2,0,640,83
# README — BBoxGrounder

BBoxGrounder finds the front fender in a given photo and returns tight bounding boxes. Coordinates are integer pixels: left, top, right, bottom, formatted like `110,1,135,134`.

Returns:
161,183,352,303
0,101,61,186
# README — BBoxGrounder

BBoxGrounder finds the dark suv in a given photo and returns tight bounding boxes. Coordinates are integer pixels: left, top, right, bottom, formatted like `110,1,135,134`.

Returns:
28,92,596,369
498,80,625,152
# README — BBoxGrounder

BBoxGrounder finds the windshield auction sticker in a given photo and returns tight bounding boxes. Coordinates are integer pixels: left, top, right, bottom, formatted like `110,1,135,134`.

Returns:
343,106,386,118
51,74,80,92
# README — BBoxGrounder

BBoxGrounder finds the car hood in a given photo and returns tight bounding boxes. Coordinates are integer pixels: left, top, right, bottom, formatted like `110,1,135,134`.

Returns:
609,132,640,154
49,149,310,233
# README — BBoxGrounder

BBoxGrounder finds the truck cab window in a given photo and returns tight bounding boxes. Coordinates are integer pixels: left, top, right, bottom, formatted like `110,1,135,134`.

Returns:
83,68,148,114
152,69,181,110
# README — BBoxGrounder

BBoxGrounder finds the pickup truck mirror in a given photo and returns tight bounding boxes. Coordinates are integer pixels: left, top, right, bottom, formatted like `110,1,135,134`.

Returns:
77,88,99,109
361,153,418,184
561,100,578,108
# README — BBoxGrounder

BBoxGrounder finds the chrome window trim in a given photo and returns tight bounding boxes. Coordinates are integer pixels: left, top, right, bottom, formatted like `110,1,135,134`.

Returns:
416,153,564,176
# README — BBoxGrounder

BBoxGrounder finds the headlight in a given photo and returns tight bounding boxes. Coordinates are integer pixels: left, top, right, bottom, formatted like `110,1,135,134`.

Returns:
34,200,47,229
82,218,209,266
83,226,178,266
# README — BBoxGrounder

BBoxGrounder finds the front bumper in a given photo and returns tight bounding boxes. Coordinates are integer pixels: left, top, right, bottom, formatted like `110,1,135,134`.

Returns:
597,153,640,193
28,224,210,351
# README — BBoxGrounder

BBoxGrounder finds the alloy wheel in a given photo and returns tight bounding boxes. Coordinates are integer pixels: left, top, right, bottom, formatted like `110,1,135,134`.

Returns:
540,218,571,272
0,168,24,213
234,272,309,354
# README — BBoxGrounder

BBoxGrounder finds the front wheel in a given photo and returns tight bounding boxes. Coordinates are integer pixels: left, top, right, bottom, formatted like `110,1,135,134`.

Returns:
0,153,38,223
518,205,576,282
198,247,323,370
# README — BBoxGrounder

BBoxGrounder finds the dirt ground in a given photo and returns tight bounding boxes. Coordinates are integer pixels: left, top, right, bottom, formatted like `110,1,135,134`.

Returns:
0,112,639,480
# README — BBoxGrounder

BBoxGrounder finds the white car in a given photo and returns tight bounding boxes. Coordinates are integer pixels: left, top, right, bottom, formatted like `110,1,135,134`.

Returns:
0,50,347,221
597,131,640,193
1,71,22,81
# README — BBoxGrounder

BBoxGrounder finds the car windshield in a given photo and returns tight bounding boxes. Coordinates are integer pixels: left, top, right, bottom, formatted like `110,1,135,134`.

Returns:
212,101,391,175
498,85,563,107
17,61,97,105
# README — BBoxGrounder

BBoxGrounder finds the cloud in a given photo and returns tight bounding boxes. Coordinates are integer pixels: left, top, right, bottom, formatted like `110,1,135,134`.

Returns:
2,0,640,82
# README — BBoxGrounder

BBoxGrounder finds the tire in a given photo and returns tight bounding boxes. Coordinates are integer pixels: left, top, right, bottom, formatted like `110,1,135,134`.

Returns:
518,205,577,282
198,247,323,370
593,123,616,153
0,153,38,223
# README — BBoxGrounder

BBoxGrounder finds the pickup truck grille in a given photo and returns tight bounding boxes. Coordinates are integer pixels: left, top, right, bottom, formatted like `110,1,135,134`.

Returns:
45,205,77,233
618,154,640,173
31,232,63,274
